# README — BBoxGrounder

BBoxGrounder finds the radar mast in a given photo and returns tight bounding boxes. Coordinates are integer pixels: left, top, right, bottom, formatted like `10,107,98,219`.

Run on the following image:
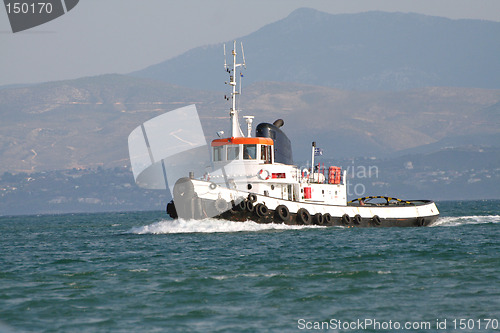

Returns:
224,41,246,138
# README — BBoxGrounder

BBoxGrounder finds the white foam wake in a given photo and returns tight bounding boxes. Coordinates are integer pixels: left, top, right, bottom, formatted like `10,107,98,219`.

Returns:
431,215,500,227
128,218,326,234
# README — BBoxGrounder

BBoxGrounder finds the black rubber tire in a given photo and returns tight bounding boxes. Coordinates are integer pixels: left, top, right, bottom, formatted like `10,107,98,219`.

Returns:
417,217,425,227
297,208,311,225
353,214,362,225
323,213,332,225
237,200,247,211
313,213,324,225
372,215,381,226
246,200,254,212
255,203,269,217
166,201,178,219
229,199,240,214
248,193,257,203
275,205,290,222
341,214,351,225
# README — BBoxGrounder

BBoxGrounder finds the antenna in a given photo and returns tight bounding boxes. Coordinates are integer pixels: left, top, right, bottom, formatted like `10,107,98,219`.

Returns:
224,40,246,138
223,44,227,69
241,42,246,69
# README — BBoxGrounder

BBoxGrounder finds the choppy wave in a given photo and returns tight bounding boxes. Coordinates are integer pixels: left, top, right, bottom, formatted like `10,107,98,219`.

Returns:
128,218,326,234
431,215,500,227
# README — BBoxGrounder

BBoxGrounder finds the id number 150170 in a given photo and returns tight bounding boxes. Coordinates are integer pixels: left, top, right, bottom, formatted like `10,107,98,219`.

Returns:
452,319,499,330
5,2,53,14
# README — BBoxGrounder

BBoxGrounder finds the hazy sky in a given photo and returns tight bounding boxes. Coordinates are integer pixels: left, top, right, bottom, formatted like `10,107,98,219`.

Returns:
1,0,500,86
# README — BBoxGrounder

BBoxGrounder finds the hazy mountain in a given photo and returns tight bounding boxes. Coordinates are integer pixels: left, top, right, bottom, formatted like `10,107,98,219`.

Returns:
0,74,220,173
132,8,500,91
1,74,499,174
240,83,500,159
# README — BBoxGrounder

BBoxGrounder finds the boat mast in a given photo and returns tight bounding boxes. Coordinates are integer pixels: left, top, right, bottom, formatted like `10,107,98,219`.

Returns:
224,41,246,138
311,141,316,183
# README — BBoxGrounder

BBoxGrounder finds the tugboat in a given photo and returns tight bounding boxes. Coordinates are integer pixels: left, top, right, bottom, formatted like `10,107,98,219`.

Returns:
129,41,439,227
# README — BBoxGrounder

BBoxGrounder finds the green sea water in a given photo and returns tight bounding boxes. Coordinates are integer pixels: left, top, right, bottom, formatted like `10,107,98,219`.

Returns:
0,200,499,332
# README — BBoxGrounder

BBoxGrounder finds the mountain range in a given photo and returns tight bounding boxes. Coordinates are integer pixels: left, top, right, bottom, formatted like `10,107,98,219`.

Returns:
132,8,500,91
1,74,499,174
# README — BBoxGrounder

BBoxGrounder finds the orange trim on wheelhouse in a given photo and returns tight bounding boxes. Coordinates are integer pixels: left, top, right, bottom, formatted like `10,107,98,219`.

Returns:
211,137,274,147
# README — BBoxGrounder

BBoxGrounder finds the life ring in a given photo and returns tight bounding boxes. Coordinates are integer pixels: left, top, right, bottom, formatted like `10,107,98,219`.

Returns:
323,213,332,225
258,169,270,180
275,205,290,222
341,214,351,225
372,215,381,226
248,193,257,203
313,213,324,225
214,198,229,213
255,203,269,217
296,208,311,225
353,214,362,225
302,168,310,179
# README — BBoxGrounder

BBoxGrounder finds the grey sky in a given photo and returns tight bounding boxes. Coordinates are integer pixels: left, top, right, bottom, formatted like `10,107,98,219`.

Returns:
1,0,500,86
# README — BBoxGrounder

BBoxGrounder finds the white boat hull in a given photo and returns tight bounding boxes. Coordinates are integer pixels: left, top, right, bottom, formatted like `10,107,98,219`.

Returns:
168,178,440,227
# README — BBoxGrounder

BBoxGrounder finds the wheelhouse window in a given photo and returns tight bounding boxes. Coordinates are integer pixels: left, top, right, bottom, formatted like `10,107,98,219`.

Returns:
227,145,240,160
261,145,272,164
213,146,223,162
243,144,257,160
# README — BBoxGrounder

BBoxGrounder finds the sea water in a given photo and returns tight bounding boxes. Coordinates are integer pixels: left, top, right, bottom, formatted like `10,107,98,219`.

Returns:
0,200,499,332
